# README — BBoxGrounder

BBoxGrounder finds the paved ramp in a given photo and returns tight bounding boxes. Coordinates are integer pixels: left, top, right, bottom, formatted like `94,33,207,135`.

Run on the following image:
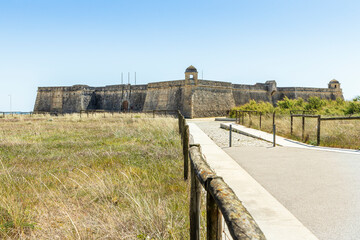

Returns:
188,122,318,240
189,119,360,240
224,146,360,240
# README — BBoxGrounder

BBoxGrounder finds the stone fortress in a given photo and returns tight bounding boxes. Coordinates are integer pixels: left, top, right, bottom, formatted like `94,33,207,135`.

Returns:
34,66,343,118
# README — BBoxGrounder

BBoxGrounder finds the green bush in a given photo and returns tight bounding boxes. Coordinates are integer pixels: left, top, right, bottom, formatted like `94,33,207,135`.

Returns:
229,100,274,117
344,101,360,115
230,96,360,117
305,97,326,111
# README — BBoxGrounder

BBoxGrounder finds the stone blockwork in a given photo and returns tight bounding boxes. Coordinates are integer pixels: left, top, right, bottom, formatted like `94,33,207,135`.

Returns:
34,66,344,118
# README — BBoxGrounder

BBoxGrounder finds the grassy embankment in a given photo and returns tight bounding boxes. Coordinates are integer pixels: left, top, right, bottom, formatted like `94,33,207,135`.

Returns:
0,113,195,239
230,97,360,149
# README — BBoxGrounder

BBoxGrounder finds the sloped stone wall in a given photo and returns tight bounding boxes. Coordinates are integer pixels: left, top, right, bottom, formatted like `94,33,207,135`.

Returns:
34,79,344,117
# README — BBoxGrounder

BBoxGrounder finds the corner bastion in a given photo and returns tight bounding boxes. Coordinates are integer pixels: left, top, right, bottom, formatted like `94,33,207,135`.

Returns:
34,66,344,118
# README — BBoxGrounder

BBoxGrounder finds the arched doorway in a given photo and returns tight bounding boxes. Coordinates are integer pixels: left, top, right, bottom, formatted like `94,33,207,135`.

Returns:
122,101,129,111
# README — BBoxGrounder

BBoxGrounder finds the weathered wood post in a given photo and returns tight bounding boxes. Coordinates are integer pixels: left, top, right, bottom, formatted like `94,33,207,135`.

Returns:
241,112,244,125
206,191,222,240
184,125,189,180
317,115,321,146
302,115,305,141
259,112,262,129
235,111,238,124
190,160,201,240
290,115,293,135
80,111,82,118
181,116,185,142
273,124,276,147
229,124,232,147
249,112,252,126
272,111,276,126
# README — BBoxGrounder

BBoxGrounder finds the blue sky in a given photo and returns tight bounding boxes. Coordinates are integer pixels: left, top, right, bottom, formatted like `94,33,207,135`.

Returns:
0,0,359,111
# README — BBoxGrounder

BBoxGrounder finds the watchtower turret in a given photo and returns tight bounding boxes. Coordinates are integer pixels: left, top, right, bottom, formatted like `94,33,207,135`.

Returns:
185,65,198,85
328,79,341,90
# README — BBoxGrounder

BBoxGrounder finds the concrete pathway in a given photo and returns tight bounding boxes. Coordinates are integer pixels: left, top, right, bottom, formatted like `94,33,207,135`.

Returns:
188,123,318,240
224,146,360,240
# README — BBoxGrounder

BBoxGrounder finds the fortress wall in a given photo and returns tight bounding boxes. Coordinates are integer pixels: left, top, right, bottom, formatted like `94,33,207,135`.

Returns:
274,87,344,102
232,88,271,106
233,83,268,91
61,90,84,113
192,86,235,118
147,80,184,88
34,87,76,113
34,87,56,112
142,81,184,113
88,85,147,111
34,72,344,117
231,83,271,105
198,80,233,87
143,85,182,111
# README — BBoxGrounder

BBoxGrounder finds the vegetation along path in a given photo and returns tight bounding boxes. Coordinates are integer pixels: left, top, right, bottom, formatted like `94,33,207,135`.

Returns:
0,114,188,239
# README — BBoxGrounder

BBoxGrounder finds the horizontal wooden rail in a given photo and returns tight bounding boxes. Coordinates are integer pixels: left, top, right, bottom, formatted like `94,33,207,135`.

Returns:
291,114,319,118
320,116,360,121
189,145,266,240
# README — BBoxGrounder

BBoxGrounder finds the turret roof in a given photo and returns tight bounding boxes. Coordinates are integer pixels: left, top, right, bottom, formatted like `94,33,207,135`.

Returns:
185,65,198,73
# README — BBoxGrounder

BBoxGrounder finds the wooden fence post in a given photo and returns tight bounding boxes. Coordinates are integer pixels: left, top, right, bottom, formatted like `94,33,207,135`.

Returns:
259,112,262,129
184,125,189,180
229,124,232,147
317,115,321,146
190,164,201,240
249,112,252,126
290,115,293,135
153,110,155,118
273,124,276,147
302,116,305,141
272,112,276,126
241,112,244,125
206,191,222,240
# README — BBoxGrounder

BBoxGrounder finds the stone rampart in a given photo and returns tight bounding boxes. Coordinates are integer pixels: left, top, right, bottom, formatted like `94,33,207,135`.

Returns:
33,66,344,117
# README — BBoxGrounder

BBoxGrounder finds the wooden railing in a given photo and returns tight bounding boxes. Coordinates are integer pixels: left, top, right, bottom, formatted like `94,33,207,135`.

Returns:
291,114,360,146
178,110,266,240
234,110,360,146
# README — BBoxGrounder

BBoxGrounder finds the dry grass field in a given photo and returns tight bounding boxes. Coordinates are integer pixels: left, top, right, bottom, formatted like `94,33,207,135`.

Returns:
239,114,360,149
0,113,193,239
